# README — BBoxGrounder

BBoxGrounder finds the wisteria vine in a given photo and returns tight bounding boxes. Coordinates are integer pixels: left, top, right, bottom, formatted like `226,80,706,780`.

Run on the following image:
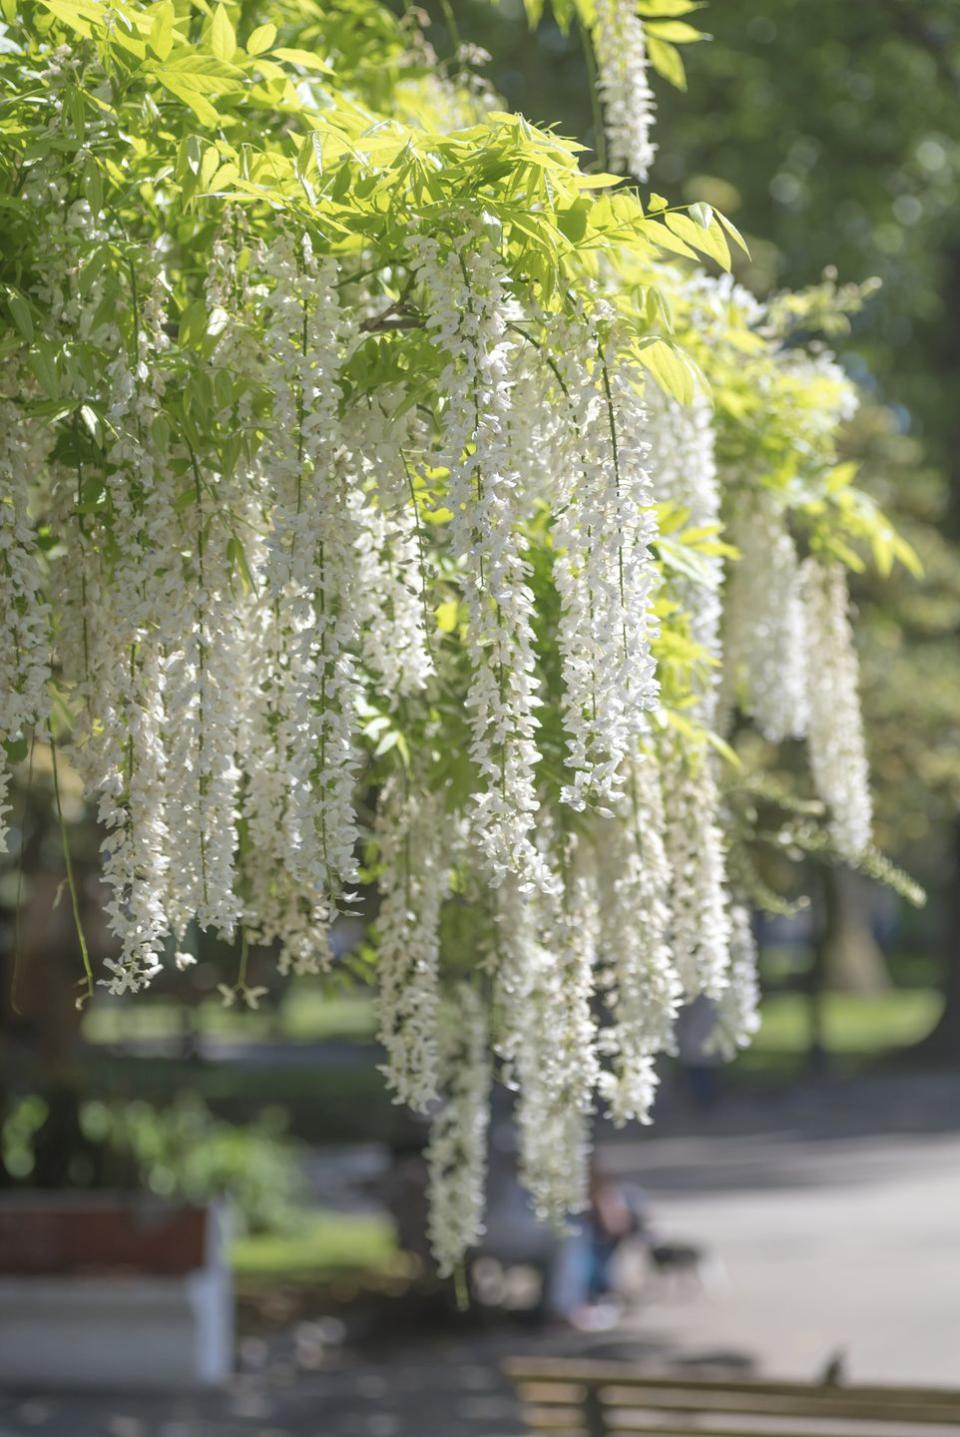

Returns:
0,0,912,1276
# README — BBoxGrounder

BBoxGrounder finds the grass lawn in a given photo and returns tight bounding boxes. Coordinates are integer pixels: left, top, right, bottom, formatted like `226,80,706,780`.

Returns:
82,987,376,1047
736,987,942,1078
232,1210,400,1285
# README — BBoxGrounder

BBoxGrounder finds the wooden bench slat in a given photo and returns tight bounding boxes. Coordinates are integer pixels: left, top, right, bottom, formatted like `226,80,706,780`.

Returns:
523,1415,587,1437
606,1419,960,1431
504,1361,960,1409
518,1383,591,1404
506,1361,960,1437
598,1388,960,1425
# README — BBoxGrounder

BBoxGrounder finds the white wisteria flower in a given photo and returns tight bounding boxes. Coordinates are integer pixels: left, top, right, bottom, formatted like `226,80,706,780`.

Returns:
426,984,491,1276
723,494,809,743
802,558,873,860
592,0,657,180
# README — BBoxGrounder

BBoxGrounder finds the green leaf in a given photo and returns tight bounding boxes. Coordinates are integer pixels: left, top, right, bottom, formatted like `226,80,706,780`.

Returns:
206,161,239,192
3,736,30,766
421,505,453,526
646,35,686,87
156,74,221,126
79,403,100,442
199,144,221,189
178,298,208,349
246,22,275,55
273,47,331,73
210,3,235,61
38,0,100,39
634,338,696,404
148,0,175,60
715,209,751,258
636,0,703,14
29,343,59,399
665,210,730,269
226,535,256,593
644,20,706,43
435,599,459,633
6,290,33,342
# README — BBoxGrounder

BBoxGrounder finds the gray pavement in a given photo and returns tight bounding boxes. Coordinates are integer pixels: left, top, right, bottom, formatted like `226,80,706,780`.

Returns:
612,1121,960,1384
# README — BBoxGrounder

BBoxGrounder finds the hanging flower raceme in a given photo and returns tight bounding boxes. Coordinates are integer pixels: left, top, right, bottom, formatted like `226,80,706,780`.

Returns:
595,757,682,1126
0,399,52,852
709,901,762,1060
802,558,873,860
86,264,178,994
548,311,661,811
344,397,435,702
722,494,809,743
426,983,491,1277
592,0,657,181
242,233,363,970
661,736,731,1000
375,779,448,1111
646,384,722,720
410,221,549,891
497,844,600,1224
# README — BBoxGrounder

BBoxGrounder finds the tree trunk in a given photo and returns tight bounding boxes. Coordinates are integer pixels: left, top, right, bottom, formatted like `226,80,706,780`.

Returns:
910,813,960,1063
822,869,890,995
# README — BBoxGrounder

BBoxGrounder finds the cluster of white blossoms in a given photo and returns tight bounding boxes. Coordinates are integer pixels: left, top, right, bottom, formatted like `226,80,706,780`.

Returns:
410,221,553,891
646,385,723,720
592,0,657,180
0,401,52,850
721,493,873,863
0,0,897,1298
595,761,681,1128
548,309,660,811
427,984,491,1277
710,902,762,1061
375,780,448,1111
2,195,875,1275
723,492,810,743
802,558,873,860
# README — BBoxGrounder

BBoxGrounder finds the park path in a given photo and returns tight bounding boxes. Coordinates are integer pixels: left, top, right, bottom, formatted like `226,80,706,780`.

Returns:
611,1114,960,1384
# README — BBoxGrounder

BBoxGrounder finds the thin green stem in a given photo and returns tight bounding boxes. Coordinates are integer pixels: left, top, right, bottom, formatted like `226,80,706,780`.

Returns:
453,1260,470,1312
437,0,463,61
578,15,608,173
598,344,628,617
49,727,94,1008
188,442,210,911
237,925,250,989
10,734,35,1016
400,448,435,665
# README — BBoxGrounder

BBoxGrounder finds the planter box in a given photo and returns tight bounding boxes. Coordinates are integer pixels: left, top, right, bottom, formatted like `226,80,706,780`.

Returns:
0,1196,232,1389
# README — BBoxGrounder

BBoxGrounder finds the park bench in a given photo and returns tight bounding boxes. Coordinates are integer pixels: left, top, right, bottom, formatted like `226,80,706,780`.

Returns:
505,1357,960,1437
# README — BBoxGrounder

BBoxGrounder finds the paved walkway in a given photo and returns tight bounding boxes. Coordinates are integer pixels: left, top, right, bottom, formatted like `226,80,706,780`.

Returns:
612,1116,960,1384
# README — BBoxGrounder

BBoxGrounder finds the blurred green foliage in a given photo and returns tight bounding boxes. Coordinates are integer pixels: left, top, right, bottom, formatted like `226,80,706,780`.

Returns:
1,1091,306,1232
